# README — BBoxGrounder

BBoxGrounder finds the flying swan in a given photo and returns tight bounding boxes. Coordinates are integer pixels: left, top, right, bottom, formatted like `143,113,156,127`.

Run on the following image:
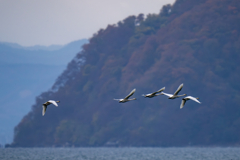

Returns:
180,96,201,109
142,87,165,98
161,83,186,99
42,100,60,116
114,88,136,103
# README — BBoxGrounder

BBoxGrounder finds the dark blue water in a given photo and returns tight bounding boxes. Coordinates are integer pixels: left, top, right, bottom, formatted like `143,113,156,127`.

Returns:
0,147,240,160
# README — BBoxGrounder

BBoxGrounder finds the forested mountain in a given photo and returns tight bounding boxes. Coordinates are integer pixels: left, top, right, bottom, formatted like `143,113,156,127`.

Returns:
10,0,240,147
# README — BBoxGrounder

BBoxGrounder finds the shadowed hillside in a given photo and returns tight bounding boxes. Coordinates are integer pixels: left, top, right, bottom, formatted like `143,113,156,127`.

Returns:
10,0,240,147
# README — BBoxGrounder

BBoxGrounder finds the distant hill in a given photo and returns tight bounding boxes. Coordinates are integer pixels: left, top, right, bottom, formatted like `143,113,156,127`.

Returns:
0,42,63,51
0,39,87,65
11,0,240,147
0,39,87,145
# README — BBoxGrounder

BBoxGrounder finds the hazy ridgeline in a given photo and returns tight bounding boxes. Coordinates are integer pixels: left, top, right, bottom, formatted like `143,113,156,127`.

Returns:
10,0,240,147
0,39,87,145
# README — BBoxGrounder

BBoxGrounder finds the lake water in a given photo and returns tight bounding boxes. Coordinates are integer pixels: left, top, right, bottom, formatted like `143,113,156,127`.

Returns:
0,147,240,160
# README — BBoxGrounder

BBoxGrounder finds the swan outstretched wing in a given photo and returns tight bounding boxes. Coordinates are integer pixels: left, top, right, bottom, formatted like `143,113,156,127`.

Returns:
42,105,47,116
180,99,186,109
125,88,136,99
113,99,121,101
152,87,165,95
174,83,183,95
181,96,201,109
186,96,201,104
161,92,173,97
48,100,58,107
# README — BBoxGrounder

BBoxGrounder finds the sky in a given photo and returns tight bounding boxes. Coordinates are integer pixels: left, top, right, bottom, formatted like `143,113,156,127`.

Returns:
0,0,175,46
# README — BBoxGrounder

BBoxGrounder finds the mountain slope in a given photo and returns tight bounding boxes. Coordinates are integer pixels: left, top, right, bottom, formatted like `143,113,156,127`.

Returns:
11,0,240,147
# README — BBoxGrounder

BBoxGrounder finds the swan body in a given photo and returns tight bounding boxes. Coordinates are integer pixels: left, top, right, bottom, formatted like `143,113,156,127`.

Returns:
161,83,186,99
142,87,165,98
42,100,60,116
180,96,201,109
114,88,136,103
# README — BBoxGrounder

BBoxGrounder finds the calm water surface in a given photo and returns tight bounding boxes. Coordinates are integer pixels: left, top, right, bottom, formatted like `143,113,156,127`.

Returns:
0,147,240,160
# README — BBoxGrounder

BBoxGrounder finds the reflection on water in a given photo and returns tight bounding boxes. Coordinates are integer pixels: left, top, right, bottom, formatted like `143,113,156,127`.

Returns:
0,147,240,160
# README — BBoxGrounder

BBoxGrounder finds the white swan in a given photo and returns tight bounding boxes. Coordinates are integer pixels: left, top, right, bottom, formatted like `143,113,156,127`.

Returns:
180,96,201,109
42,100,60,116
161,83,186,99
114,88,136,103
142,87,165,98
